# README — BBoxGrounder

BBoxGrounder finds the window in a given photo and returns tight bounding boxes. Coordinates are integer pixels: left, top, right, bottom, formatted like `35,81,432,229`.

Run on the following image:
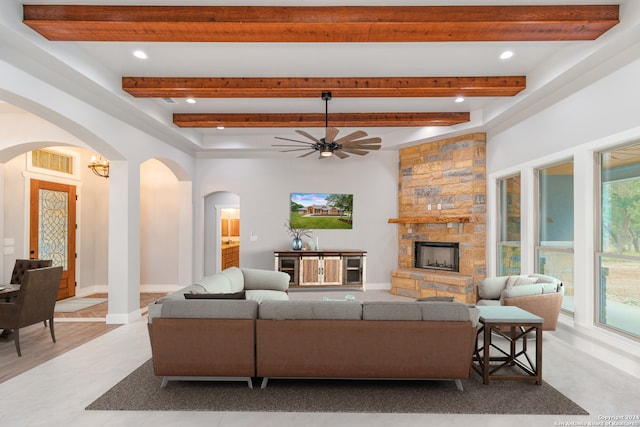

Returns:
598,144,640,339
497,174,521,275
536,161,574,312
27,148,80,179
31,149,73,174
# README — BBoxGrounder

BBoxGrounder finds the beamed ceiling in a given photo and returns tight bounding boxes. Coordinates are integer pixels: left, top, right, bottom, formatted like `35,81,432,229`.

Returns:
5,2,628,154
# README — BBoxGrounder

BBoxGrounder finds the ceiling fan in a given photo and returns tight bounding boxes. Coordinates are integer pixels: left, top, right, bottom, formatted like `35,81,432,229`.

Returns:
273,91,382,159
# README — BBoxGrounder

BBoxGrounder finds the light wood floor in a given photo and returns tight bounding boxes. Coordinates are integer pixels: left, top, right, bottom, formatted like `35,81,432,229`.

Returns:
0,293,166,384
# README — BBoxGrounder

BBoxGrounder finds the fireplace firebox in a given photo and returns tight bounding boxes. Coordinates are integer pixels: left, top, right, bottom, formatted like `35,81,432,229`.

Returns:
414,241,459,272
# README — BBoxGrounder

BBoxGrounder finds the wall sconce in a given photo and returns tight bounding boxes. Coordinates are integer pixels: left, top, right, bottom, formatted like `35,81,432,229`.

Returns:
88,155,109,178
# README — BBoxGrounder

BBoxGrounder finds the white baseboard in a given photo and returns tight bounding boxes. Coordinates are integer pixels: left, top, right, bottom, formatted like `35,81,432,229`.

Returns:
106,309,142,325
364,282,391,291
75,284,180,296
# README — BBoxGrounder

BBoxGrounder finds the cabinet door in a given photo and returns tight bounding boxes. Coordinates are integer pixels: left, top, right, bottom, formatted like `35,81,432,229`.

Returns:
322,256,343,285
343,255,363,284
277,255,299,286
300,256,321,285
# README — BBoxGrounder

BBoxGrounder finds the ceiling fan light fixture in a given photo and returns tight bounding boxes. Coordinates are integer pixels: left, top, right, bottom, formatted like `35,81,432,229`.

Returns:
320,147,333,157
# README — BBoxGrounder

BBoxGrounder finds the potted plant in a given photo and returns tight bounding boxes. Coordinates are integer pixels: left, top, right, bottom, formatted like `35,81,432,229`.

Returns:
284,220,312,250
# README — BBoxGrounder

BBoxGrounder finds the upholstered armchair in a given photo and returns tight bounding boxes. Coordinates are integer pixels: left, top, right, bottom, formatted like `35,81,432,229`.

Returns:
0,266,62,356
10,259,53,284
476,274,564,331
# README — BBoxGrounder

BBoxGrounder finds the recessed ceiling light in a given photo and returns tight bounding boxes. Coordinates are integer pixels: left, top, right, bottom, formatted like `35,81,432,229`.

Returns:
133,50,148,59
217,126,225,130
186,98,196,104
455,96,465,103
500,50,514,60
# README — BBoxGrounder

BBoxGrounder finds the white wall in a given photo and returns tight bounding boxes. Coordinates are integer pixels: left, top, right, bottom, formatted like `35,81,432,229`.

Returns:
195,152,399,287
140,158,180,288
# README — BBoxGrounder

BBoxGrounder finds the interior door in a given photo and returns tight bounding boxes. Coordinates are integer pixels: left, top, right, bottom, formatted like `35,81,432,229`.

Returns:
30,180,76,300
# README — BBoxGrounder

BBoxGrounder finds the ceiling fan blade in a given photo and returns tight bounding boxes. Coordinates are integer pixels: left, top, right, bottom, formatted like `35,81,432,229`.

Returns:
343,136,382,146
334,130,368,145
274,136,316,145
298,150,318,158
279,148,317,152
295,130,321,143
343,144,381,151
325,127,340,143
333,150,349,159
341,148,371,156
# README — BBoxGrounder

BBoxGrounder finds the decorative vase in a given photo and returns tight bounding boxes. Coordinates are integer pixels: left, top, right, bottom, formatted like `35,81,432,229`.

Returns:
292,237,303,250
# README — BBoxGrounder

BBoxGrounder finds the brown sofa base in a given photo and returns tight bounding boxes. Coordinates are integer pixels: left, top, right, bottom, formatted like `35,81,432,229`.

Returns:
148,318,255,385
256,319,476,388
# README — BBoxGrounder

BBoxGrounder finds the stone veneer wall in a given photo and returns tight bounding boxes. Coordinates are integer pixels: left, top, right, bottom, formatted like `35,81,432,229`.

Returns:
391,133,486,303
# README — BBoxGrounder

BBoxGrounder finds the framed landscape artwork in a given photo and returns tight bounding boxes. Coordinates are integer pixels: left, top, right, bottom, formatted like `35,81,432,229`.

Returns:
290,193,353,229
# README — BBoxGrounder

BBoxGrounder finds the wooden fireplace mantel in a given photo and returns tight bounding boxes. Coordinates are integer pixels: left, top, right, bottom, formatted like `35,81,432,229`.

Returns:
387,216,471,224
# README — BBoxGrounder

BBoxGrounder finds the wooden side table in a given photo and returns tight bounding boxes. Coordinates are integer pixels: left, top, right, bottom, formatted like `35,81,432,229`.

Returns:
472,306,544,385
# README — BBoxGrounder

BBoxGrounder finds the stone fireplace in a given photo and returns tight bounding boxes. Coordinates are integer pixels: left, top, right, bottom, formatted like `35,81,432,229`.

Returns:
390,133,487,304
414,241,459,272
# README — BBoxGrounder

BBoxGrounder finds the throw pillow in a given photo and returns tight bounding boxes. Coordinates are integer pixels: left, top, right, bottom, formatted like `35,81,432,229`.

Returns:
184,291,246,300
505,275,538,290
416,296,455,302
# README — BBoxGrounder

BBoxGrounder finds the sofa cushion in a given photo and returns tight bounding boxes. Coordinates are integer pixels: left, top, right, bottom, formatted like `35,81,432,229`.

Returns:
220,267,245,293
242,268,289,292
477,276,508,299
475,299,500,306
505,275,537,289
363,302,422,320
155,284,206,303
184,290,246,299
420,301,481,327
259,300,362,320
245,289,290,303
501,283,543,298
528,273,559,284
198,274,234,293
159,299,258,319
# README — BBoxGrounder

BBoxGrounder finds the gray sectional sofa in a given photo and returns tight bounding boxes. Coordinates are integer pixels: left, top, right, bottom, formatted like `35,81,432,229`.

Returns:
148,272,480,390
154,266,290,304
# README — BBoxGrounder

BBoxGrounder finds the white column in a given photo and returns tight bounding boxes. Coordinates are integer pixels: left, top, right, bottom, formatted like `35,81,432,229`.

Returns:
106,160,141,324
177,180,193,287
573,149,595,327
520,167,537,274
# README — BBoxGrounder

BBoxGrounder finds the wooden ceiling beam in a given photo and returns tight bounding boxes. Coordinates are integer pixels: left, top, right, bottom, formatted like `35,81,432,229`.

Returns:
173,112,470,128
123,76,526,98
23,5,619,42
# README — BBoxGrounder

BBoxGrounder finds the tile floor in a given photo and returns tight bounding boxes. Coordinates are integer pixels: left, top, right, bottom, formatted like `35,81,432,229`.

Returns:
0,290,639,427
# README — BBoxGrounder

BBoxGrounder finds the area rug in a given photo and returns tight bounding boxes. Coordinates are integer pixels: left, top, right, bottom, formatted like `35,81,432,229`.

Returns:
86,359,588,415
54,297,107,312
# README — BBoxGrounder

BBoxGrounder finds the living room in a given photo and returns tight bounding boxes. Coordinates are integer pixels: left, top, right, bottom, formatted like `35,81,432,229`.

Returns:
1,1,640,425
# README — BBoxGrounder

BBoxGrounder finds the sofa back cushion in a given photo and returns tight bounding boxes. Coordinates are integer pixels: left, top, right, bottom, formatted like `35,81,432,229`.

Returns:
242,268,289,292
259,300,363,320
420,302,481,327
159,299,258,320
197,273,235,293
477,276,509,299
220,267,245,293
363,302,422,320
501,283,543,299
245,289,290,303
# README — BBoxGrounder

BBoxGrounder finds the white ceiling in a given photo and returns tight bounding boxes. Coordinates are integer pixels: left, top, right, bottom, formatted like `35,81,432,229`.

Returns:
1,0,638,156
